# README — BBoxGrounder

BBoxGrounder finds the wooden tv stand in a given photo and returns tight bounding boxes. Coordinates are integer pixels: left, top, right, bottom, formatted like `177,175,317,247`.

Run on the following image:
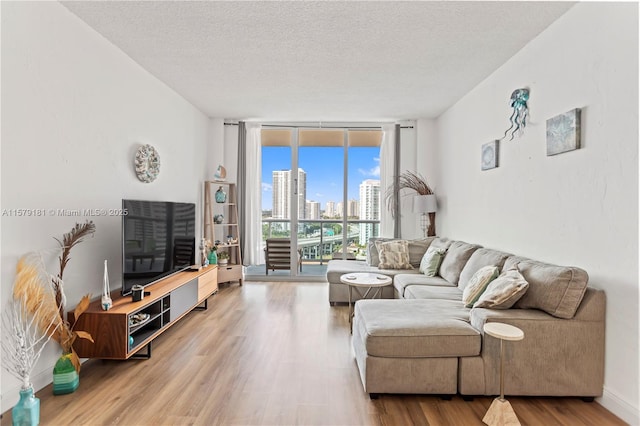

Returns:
69,266,218,360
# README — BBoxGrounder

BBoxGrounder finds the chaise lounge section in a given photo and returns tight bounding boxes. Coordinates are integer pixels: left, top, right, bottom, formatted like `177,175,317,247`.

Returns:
327,237,605,399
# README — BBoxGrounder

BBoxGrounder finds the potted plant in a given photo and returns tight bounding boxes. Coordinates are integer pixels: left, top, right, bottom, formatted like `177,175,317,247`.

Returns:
217,251,230,266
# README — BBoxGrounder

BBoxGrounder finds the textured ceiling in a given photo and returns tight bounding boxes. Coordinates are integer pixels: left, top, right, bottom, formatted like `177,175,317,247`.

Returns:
62,1,574,121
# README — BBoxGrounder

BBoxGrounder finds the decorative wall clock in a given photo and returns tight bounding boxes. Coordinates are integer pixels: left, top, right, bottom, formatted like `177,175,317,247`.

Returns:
135,144,161,183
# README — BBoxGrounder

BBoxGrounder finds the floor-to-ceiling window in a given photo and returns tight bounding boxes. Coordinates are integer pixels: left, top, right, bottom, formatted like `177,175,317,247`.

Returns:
249,126,382,278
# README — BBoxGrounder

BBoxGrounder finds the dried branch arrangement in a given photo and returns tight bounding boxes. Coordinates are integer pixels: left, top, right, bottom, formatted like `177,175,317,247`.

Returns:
52,221,96,317
385,171,434,213
50,221,96,372
1,255,61,390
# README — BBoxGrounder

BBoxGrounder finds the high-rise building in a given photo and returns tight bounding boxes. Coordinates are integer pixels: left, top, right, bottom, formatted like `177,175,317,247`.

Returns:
325,201,336,218
272,168,307,219
359,179,380,245
335,201,344,218
347,199,359,218
306,200,321,219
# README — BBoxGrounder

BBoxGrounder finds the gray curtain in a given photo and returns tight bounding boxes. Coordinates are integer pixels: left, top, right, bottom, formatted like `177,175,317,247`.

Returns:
236,121,247,263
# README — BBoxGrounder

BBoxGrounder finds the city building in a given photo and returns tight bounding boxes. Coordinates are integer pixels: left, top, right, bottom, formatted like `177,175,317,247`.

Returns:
359,180,380,245
272,168,307,219
306,200,321,219
324,201,336,218
347,199,359,218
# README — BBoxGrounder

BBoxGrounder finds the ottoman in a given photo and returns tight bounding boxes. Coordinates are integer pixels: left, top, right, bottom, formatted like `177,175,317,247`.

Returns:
352,299,480,397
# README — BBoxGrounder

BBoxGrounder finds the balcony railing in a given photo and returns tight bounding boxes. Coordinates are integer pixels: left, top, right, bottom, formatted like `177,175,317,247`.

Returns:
262,218,380,265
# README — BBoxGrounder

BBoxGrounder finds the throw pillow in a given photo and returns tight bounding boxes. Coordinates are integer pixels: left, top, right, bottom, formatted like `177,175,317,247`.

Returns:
375,240,413,270
366,238,391,266
419,246,447,276
462,266,499,308
473,266,529,309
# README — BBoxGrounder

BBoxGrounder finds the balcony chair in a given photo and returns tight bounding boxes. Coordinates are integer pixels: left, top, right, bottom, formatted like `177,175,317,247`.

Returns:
265,238,302,275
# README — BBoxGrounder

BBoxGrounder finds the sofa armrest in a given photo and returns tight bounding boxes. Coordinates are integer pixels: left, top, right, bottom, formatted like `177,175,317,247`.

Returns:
462,289,606,397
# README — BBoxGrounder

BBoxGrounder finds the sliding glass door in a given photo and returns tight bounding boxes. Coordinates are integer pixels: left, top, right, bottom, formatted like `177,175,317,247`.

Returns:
256,127,381,278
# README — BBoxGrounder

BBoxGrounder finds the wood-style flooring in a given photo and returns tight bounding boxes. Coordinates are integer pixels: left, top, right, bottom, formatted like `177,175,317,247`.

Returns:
2,281,626,425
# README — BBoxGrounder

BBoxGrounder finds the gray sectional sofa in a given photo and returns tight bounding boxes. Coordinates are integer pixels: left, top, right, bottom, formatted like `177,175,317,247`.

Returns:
326,237,605,399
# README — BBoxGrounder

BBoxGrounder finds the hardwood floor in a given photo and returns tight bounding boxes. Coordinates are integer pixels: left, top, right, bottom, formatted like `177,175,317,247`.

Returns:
2,281,625,425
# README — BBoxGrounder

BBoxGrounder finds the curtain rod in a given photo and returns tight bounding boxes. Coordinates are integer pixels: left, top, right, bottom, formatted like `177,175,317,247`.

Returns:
223,122,414,129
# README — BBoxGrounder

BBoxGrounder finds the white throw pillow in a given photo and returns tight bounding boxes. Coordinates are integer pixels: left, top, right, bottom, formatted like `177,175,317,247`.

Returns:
375,240,413,269
419,246,447,276
474,266,529,309
462,266,499,308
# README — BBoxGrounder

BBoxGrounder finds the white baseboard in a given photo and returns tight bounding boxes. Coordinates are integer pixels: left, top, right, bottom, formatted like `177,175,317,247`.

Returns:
599,387,640,425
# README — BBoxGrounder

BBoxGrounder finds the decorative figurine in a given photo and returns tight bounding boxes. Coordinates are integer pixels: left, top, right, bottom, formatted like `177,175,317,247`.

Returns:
214,165,227,181
101,260,112,311
502,88,530,141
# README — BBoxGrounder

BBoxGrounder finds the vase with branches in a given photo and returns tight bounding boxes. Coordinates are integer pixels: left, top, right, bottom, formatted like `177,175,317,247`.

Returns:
48,221,96,394
1,254,62,425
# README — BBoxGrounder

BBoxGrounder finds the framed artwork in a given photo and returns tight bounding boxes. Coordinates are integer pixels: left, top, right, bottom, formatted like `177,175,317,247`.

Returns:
546,108,581,156
481,140,499,170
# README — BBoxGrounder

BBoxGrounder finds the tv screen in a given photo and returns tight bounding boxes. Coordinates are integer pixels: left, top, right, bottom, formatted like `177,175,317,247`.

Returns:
121,200,196,296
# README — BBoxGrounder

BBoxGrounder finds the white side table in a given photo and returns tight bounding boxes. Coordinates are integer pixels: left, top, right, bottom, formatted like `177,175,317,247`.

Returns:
482,322,525,426
340,273,392,332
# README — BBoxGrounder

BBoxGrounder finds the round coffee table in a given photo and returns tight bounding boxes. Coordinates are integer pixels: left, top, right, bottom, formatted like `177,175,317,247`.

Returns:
482,322,525,425
340,273,392,332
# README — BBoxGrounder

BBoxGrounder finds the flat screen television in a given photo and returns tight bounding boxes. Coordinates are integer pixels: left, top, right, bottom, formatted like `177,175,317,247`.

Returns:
121,199,196,296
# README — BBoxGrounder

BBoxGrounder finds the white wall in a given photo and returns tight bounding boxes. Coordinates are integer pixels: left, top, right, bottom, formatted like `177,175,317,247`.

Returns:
1,2,211,411
430,3,638,423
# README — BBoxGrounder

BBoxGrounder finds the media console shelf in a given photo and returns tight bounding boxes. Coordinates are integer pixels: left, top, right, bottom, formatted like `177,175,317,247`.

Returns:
69,266,217,360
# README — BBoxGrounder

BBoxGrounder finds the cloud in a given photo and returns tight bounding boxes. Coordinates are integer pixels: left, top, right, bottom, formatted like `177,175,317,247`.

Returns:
262,182,272,192
315,193,324,198
358,157,381,177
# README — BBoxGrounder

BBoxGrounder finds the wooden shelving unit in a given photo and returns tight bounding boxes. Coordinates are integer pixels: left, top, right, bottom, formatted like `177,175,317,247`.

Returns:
204,181,243,286
69,266,217,360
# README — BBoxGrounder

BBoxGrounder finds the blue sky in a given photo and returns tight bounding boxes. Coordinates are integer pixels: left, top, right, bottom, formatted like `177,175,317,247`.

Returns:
261,146,380,210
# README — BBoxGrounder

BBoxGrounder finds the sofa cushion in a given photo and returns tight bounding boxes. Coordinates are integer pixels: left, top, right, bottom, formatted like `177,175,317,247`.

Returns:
404,285,463,301
462,266,499,307
354,299,480,358
375,240,413,269
408,237,436,267
439,241,481,285
419,246,447,276
508,259,589,319
458,248,511,291
473,266,529,309
430,237,453,251
393,273,453,298
326,260,419,285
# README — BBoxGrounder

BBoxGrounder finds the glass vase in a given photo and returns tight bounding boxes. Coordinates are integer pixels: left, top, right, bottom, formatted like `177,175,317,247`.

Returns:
215,186,227,203
208,250,217,265
52,353,79,395
12,387,39,426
